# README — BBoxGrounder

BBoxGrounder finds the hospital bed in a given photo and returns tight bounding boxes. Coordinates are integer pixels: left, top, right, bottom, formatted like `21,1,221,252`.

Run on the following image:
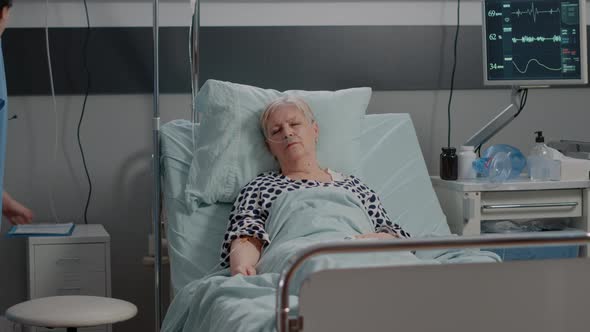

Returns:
159,110,590,332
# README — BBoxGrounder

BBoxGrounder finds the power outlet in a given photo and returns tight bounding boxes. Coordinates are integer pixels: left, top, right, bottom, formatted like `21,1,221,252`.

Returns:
0,316,21,332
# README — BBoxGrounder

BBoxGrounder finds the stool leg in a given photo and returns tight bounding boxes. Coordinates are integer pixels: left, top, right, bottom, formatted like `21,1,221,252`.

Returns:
66,328,77,332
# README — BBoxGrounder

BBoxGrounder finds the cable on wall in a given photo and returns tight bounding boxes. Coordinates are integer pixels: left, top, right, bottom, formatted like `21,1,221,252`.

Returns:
78,0,93,224
447,0,461,148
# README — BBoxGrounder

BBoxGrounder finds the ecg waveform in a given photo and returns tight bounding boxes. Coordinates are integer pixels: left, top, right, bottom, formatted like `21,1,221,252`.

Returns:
512,35,562,43
511,2,561,23
512,58,562,74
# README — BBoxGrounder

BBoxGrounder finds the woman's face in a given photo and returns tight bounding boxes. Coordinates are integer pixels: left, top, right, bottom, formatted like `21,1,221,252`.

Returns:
264,105,319,167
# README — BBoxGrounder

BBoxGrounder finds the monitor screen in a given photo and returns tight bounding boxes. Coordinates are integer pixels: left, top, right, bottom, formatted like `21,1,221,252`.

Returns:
483,0,588,86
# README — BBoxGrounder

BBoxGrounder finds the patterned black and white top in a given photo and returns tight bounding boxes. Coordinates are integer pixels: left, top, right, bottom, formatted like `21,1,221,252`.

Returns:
220,169,410,267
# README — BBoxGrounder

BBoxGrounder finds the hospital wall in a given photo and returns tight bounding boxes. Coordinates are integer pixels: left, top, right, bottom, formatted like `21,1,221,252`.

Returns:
1,1,590,332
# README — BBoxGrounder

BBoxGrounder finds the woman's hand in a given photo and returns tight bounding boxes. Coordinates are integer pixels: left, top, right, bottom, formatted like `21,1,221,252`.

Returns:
354,232,397,240
231,264,257,276
229,237,262,276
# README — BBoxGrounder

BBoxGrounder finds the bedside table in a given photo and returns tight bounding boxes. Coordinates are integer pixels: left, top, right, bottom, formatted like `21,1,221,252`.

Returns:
27,224,111,332
431,176,590,256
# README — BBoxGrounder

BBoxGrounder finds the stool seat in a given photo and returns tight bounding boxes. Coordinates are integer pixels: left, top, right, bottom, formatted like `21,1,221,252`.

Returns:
5,296,137,328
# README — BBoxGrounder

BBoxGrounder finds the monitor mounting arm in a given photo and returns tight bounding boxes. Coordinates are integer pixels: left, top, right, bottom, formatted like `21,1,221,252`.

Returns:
464,86,522,149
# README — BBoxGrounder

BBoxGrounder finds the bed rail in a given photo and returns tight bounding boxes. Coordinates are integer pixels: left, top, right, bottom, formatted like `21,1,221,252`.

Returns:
276,231,590,332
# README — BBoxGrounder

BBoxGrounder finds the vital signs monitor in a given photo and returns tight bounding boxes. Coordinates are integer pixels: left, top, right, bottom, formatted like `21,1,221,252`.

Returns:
483,0,588,86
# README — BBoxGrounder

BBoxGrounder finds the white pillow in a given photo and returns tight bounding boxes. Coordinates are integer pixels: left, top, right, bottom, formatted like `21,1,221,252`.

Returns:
186,79,372,206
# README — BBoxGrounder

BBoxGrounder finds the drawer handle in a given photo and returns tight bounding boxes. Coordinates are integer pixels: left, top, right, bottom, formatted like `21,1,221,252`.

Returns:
482,202,579,210
58,287,82,295
56,258,81,265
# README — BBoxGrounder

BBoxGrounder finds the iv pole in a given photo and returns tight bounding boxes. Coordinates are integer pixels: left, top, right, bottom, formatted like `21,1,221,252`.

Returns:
153,1,200,330
190,0,201,123
152,0,162,329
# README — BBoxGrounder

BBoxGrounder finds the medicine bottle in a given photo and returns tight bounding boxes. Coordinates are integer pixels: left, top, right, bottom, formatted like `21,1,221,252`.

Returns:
458,146,477,180
440,147,458,180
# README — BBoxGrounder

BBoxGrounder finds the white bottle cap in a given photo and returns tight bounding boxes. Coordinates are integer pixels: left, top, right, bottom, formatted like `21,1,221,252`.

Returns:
459,145,475,151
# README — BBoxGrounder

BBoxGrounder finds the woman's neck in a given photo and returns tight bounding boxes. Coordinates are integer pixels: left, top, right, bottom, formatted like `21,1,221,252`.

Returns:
281,158,321,175
280,157,332,182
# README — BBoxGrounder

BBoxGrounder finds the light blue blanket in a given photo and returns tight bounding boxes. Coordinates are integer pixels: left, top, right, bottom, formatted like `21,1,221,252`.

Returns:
162,187,495,332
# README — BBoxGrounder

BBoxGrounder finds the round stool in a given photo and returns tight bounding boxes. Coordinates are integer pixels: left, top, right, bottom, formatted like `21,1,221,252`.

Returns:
5,295,137,332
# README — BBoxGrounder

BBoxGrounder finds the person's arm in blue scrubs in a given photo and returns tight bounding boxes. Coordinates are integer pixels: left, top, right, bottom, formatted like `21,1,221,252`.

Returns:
0,0,34,225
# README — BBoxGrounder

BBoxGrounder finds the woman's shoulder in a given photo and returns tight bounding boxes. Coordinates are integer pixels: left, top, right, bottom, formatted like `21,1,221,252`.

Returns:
256,170,282,181
241,171,281,189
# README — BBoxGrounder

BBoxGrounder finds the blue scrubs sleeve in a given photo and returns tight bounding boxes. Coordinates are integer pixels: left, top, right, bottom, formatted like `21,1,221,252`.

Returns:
0,41,8,214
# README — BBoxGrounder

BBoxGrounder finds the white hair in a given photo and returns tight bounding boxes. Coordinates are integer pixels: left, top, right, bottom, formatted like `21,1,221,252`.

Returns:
260,96,316,137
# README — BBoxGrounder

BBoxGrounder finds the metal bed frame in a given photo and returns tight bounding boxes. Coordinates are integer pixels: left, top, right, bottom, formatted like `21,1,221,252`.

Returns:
150,2,590,331
277,231,590,332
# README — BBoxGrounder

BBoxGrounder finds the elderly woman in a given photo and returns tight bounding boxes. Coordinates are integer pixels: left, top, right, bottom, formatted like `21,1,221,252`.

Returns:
221,96,410,276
